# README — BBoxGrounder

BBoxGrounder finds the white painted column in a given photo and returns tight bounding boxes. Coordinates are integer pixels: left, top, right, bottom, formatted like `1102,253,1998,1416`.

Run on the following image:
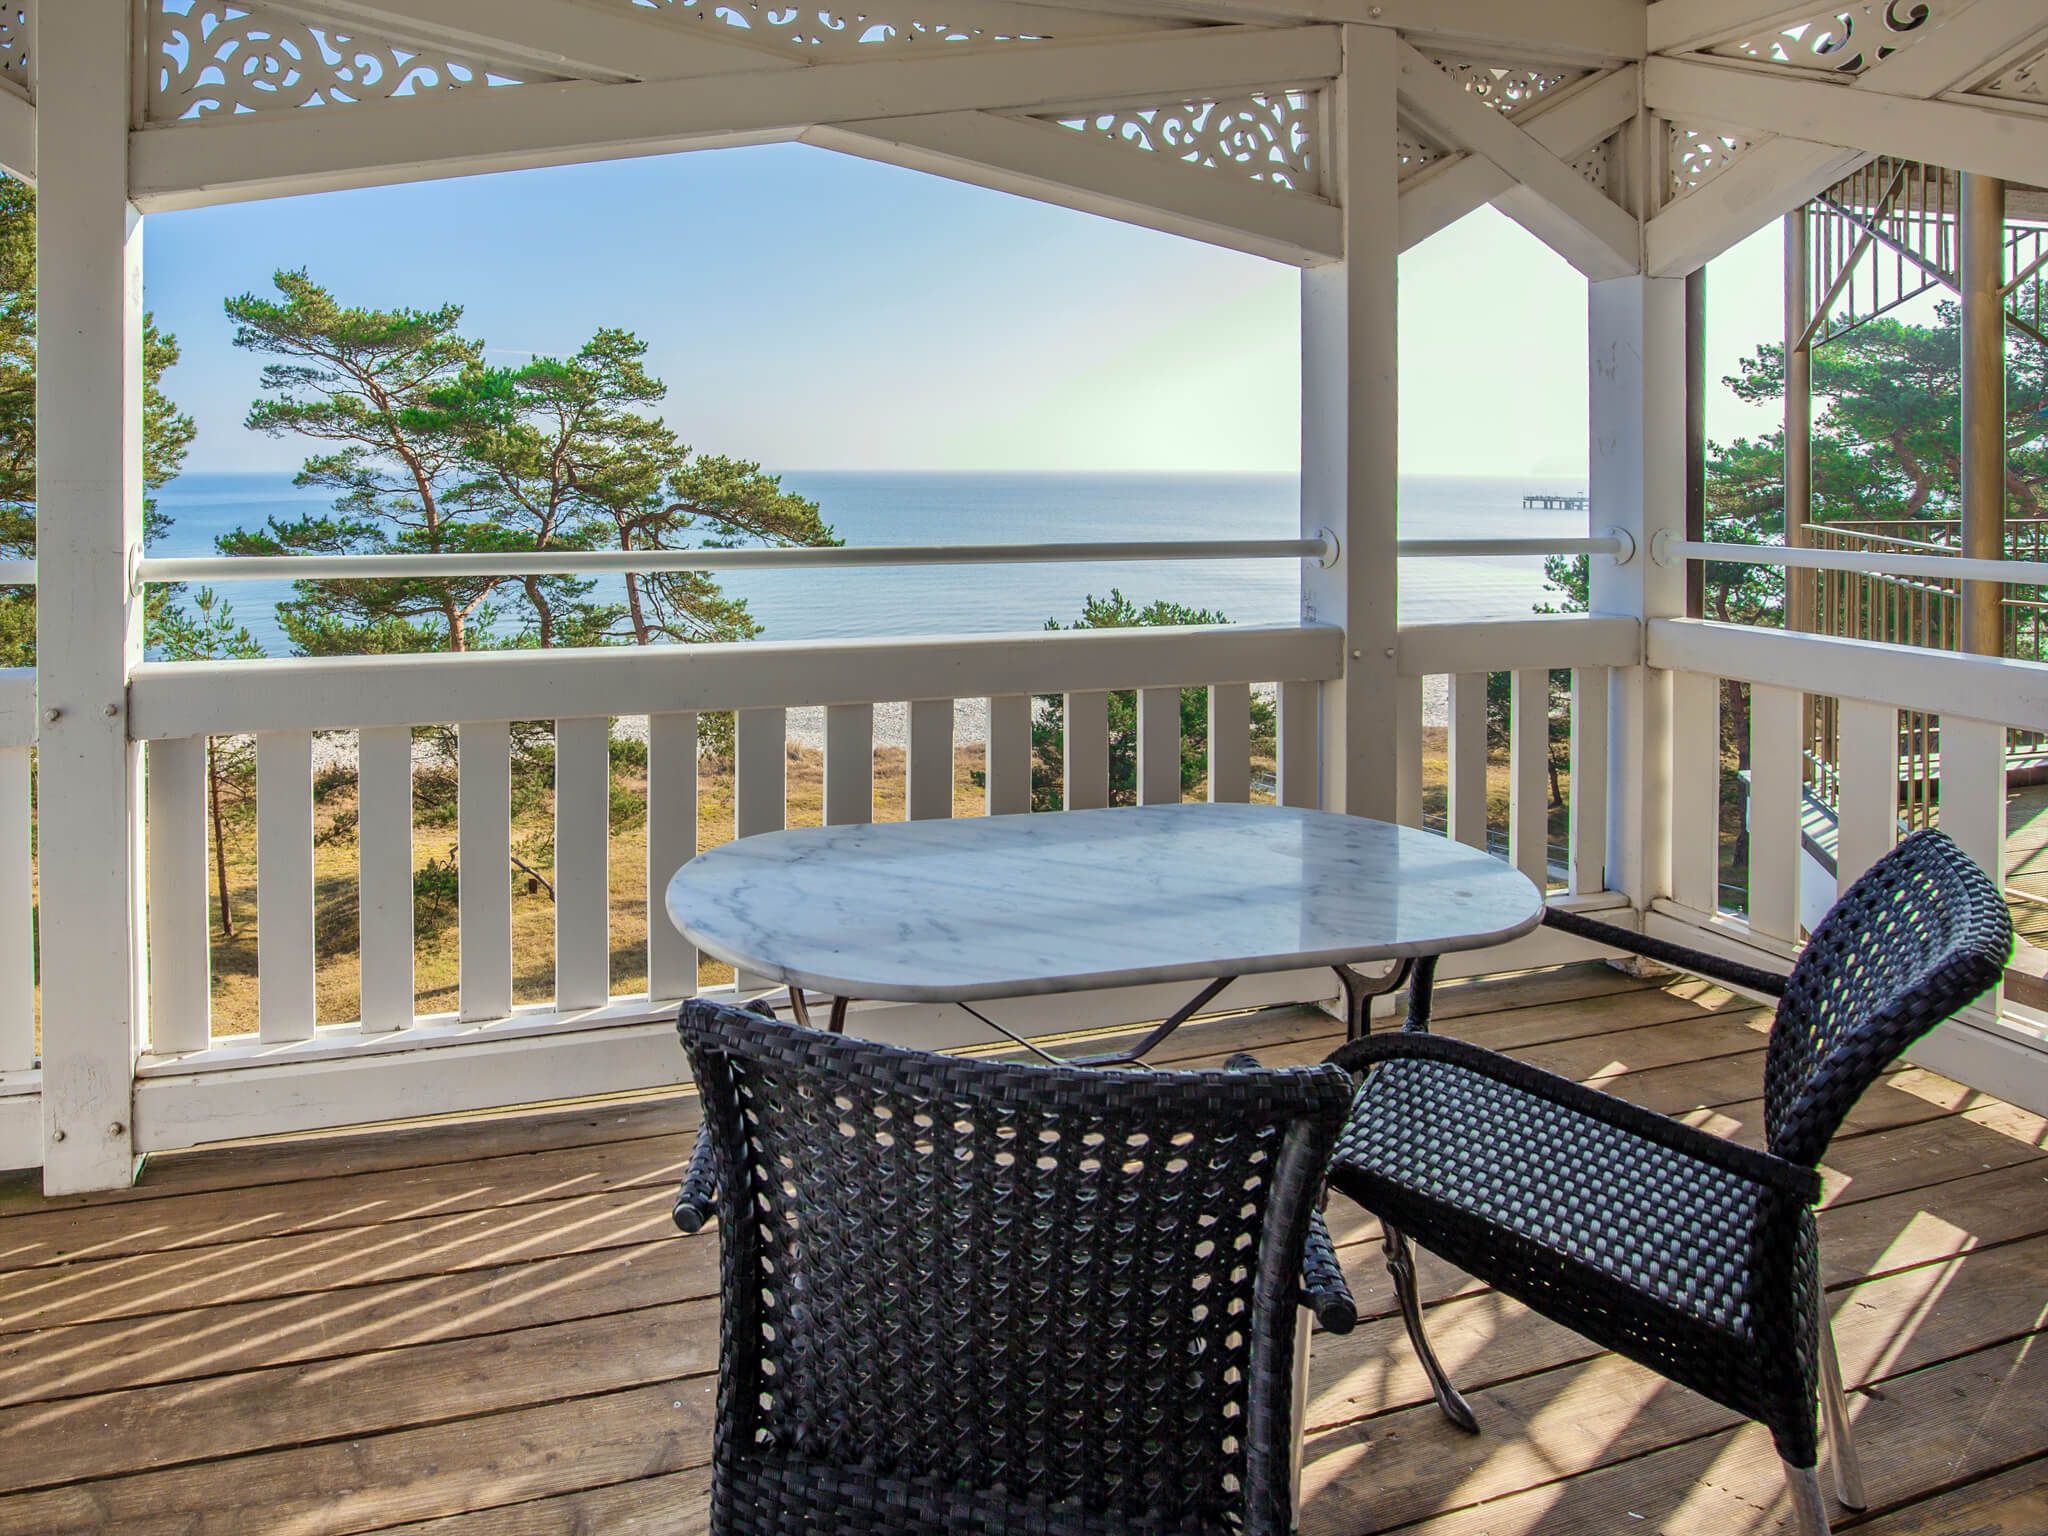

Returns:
36,0,148,1193
1301,24,1399,820
1589,276,1687,910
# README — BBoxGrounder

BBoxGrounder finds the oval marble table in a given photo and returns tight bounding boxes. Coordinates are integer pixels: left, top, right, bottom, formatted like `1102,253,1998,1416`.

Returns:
667,803,1544,1061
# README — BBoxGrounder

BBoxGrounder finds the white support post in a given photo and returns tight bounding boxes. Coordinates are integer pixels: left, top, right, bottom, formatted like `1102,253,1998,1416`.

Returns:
1301,24,1400,820
36,0,147,1191
1589,276,1689,916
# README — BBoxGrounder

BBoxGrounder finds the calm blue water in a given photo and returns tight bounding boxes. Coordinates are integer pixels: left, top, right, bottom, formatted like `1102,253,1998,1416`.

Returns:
149,471,1588,655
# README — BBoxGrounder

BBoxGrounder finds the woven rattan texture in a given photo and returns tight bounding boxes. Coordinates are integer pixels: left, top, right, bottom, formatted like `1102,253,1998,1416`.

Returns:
1766,830,2010,1165
1328,829,2009,1469
679,1000,1352,1536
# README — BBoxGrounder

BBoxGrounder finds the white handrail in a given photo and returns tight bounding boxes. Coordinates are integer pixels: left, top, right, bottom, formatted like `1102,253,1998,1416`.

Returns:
135,537,1339,584
1654,534,2048,587
131,531,1631,584
1399,533,1630,559
0,560,32,586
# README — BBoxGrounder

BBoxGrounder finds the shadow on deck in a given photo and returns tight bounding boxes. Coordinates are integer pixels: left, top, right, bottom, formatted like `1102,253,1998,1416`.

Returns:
0,964,2044,1533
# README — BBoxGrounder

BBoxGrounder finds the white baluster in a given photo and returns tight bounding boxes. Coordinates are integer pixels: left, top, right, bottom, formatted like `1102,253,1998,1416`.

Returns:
1278,680,1319,809
458,721,513,1022
647,712,698,1002
145,737,210,1054
1569,668,1609,896
986,695,1032,816
1207,682,1251,804
1448,672,1488,850
1836,698,1900,893
1670,669,1722,913
0,747,36,1071
1745,683,1802,941
823,703,874,826
554,717,610,1012
1137,687,1180,807
357,725,414,1032
907,699,954,821
1509,670,1551,891
256,730,316,1042
1064,691,1110,811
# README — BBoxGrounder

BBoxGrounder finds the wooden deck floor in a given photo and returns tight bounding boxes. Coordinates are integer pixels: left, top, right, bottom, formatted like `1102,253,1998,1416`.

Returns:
1,964,2045,1534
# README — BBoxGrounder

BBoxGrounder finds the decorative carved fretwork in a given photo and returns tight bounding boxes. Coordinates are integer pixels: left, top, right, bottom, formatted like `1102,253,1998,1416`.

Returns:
1708,3,1936,76
1667,125,1756,197
1428,55,1582,115
148,1,558,121
0,4,29,102
616,0,1087,60
1044,92,1323,197
1397,132,1448,181
1972,42,2048,103
1573,137,1615,197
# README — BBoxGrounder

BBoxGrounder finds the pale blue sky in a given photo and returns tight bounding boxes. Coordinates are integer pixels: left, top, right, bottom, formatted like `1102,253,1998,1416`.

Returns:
143,142,1788,478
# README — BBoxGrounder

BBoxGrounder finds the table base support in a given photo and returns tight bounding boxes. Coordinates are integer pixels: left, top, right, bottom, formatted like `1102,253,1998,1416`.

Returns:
1333,954,1439,1042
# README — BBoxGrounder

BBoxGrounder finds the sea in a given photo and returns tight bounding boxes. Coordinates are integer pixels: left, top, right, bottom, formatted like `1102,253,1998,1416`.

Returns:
149,471,1589,656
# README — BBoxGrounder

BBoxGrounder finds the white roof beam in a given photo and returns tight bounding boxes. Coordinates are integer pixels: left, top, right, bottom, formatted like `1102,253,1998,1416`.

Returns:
1645,137,1867,275
813,110,1342,265
1395,41,1638,278
270,0,801,82
1646,0,1817,56
130,23,1339,211
1645,57,2048,192
1020,0,1645,64
1398,64,1638,251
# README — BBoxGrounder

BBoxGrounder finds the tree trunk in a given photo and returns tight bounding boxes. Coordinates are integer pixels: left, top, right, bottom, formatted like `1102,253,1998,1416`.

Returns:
624,568,654,646
208,740,235,940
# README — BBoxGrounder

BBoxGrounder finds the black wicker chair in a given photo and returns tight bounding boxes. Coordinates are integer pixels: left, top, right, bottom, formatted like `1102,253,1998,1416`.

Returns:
676,997,1357,1536
1323,828,2010,1536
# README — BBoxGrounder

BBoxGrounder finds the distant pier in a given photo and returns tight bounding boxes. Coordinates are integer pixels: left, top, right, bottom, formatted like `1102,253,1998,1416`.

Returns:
1523,491,1589,511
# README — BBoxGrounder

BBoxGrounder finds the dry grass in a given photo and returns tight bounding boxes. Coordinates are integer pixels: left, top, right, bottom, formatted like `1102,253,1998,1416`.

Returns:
180,728,1572,1036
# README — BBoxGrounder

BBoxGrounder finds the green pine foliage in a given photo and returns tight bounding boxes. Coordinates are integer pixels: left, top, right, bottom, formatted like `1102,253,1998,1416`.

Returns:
217,271,840,655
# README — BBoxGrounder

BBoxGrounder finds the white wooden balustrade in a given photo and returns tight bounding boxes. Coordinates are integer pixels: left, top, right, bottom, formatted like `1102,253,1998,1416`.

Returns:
122,623,1370,1151
1648,618,2046,1101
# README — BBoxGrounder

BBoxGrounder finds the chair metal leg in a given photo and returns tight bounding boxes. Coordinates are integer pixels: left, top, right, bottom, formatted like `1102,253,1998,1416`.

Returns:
1383,1225,1478,1433
1818,1317,1867,1511
1783,1459,1833,1536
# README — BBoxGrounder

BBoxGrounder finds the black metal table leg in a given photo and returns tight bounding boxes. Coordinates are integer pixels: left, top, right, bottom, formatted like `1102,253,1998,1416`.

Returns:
1333,958,1415,1043
1404,954,1440,1034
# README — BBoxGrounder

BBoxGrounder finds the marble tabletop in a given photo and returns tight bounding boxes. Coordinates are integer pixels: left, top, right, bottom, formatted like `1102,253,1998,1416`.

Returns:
666,803,1544,1004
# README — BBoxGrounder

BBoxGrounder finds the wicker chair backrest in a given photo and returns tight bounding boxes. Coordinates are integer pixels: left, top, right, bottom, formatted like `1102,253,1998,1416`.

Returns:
679,998,1352,1536
1766,829,2009,1167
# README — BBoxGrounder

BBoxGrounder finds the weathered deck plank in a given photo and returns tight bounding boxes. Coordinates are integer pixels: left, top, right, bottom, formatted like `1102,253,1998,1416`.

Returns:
0,963,2041,1534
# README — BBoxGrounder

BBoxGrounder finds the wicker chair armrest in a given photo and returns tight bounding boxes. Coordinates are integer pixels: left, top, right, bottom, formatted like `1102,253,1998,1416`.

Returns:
1541,906,1788,998
671,1120,720,1234
1300,1204,1357,1334
1327,1031,1822,1205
